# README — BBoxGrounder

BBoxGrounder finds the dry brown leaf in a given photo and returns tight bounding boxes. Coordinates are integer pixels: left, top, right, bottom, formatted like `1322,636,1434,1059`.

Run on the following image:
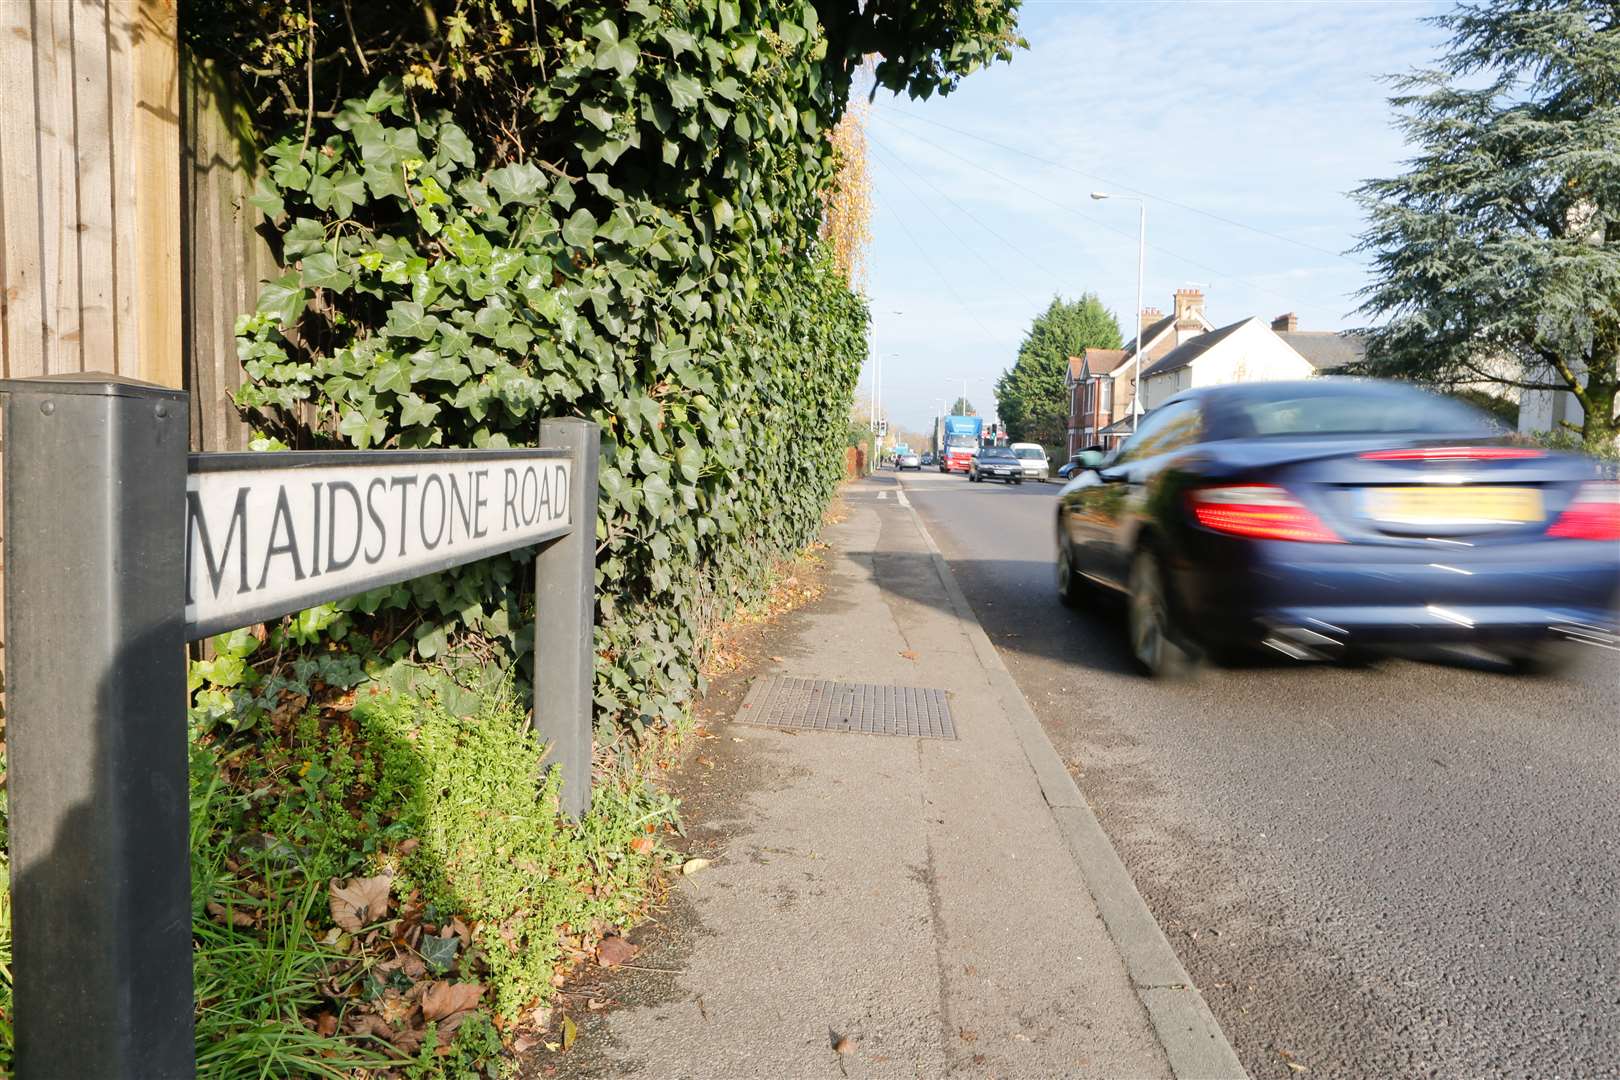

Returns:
899,649,919,661
207,900,254,928
596,936,639,968
587,997,611,1011
681,858,711,876
629,835,655,856
315,1011,338,1037
329,874,392,931
447,916,472,945
397,838,421,857
422,980,484,1022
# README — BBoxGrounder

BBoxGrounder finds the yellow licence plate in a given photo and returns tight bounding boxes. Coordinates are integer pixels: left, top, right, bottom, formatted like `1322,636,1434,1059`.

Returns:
1366,486,1544,526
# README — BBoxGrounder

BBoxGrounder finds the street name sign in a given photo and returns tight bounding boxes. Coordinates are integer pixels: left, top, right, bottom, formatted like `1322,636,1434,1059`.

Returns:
187,451,572,638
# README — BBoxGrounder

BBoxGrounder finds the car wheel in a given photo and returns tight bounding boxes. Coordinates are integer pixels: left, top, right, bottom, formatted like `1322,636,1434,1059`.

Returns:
1127,547,1194,678
1057,529,1087,608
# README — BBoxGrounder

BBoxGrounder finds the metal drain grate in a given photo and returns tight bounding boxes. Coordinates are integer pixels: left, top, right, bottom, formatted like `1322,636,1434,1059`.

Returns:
736,676,956,739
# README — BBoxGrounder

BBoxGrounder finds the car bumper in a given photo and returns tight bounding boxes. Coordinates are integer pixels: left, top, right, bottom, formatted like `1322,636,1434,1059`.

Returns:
1176,538,1620,649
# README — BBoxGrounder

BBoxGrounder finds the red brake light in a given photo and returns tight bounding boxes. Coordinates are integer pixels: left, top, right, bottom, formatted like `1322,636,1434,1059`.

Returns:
1188,485,1343,543
1547,482,1620,541
1359,446,1544,461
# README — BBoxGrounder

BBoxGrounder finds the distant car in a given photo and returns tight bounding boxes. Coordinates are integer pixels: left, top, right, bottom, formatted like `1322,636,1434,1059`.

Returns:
1058,447,1108,480
921,452,935,466
1055,379,1620,678
1008,442,1051,482
970,446,1024,484
897,451,921,471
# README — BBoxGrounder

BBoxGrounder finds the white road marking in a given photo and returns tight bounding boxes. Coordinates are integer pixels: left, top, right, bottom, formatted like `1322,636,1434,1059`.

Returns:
896,490,911,508
877,491,889,500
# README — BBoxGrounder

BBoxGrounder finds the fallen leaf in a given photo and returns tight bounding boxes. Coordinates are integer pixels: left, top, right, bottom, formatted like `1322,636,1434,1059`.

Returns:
447,916,472,945
329,874,392,931
315,1011,338,1037
596,935,639,967
899,650,919,661
398,838,421,857
769,655,785,662
421,980,484,1022
207,900,254,928
681,858,711,875
561,1014,578,1052
587,997,611,1011
629,835,655,856
529,1005,552,1029
419,934,459,974
831,1032,853,1053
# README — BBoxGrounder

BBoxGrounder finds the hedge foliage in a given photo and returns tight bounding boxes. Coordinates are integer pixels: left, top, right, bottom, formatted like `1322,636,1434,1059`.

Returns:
199,1,1020,741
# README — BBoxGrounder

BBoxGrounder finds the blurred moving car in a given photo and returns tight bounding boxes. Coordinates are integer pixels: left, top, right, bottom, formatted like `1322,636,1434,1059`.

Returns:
921,452,935,467
897,451,922,471
1054,379,1620,677
1059,447,1108,480
1009,443,1051,482
970,446,1025,484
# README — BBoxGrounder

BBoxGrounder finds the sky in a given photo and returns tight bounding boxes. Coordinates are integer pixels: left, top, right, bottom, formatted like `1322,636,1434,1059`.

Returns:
861,0,1451,433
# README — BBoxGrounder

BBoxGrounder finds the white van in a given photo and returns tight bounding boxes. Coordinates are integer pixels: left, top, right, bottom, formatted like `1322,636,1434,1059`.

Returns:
1007,443,1050,482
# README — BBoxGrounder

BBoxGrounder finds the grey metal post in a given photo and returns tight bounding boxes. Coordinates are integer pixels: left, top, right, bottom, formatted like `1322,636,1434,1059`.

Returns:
534,418,599,819
1,374,194,1077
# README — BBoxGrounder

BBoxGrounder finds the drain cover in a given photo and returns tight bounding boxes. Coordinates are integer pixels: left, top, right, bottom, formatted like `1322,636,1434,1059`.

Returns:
736,676,956,739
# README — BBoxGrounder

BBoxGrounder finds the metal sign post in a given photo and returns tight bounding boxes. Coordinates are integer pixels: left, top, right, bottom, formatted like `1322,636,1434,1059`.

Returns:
0,373,600,1076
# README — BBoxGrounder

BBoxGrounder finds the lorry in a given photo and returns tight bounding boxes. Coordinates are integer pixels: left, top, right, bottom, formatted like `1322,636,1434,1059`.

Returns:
939,414,983,473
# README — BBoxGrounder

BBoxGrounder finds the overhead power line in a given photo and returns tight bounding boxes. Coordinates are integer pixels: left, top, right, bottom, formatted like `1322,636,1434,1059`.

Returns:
870,187,1001,345
873,103,1349,260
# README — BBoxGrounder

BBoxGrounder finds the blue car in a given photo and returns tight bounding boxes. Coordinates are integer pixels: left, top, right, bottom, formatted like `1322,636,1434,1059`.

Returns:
1055,379,1620,677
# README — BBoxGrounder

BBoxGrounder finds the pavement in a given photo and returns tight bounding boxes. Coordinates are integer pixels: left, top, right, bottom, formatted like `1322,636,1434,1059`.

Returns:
895,467,1620,1080
560,474,1246,1079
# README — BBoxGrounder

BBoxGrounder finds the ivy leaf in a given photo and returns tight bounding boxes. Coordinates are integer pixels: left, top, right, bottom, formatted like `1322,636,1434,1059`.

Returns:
596,38,640,78
435,122,475,167
660,26,696,56
487,162,547,206
562,208,598,248
710,197,735,231
385,301,440,340
338,409,387,449
299,252,351,292
398,393,441,428
665,73,702,110
257,272,307,327
248,175,284,219
581,102,615,133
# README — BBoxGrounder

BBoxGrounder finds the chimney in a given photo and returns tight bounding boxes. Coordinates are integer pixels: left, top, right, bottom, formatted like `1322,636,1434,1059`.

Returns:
1173,288,1204,329
1138,307,1163,333
1271,312,1298,332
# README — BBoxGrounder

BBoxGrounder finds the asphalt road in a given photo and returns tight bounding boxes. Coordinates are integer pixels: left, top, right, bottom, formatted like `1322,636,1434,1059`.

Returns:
891,465,1620,1080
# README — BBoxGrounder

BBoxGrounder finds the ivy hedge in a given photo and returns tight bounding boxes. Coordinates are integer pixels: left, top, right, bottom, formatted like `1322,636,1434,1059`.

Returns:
195,0,1021,744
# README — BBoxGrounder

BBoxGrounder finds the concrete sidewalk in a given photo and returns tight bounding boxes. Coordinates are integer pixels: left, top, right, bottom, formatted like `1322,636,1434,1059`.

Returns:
571,476,1243,1078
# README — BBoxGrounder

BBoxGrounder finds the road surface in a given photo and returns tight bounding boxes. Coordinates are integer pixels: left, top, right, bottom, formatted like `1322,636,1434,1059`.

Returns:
891,466,1619,1079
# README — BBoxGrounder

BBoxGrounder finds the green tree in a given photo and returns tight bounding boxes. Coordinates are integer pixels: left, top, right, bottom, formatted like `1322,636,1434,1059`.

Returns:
995,293,1121,455
950,397,977,416
1353,0,1620,447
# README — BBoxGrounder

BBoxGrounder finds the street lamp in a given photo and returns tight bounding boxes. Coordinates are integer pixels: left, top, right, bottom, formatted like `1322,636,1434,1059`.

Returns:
944,376,979,415
1091,192,1146,430
871,310,903,432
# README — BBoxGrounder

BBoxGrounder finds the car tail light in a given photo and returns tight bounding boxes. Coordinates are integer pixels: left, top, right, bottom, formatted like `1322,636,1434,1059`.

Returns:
1359,446,1544,461
1189,485,1344,543
1547,482,1620,541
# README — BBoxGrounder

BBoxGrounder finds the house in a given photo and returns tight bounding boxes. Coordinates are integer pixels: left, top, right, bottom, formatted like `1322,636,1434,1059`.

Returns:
1065,289,1215,454
1137,313,1366,411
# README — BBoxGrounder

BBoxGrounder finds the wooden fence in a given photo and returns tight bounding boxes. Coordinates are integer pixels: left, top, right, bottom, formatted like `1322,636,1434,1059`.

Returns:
1,0,272,666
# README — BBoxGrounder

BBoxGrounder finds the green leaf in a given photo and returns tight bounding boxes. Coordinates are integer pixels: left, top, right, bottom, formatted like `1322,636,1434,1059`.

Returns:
581,102,615,133
248,175,284,219
665,73,702,110
384,301,440,340
488,162,548,206
257,272,307,327
299,252,351,291
596,38,640,77
398,392,441,428
562,208,598,248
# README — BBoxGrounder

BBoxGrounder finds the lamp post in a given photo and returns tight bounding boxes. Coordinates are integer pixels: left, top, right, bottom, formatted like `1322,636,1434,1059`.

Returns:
1091,192,1146,430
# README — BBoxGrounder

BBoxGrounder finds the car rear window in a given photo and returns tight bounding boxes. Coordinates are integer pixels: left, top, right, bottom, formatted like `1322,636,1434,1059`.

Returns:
981,449,1016,460
1217,388,1499,439
1011,447,1045,459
